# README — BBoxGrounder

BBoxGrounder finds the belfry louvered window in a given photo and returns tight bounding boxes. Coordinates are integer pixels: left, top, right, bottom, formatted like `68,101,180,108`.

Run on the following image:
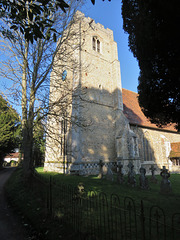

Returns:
97,39,100,52
92,37,96,51
92,36,100,52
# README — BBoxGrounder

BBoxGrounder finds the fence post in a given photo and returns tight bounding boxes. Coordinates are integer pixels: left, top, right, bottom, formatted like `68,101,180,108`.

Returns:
49,175,53,216
140,200,146,240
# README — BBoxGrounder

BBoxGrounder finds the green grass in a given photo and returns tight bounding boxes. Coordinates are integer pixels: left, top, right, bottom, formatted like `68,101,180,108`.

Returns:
5,168,67,240
5,167,180,240
37,167,180,215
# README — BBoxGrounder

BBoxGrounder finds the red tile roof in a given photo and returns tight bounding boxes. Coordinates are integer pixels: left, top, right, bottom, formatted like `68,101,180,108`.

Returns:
171,142,180,152
122,88,177,132
169,142,180,158
5,152,20,158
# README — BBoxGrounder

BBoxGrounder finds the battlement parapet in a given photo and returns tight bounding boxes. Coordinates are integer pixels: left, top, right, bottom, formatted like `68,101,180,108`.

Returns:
75,10,85,18
76,11,113,37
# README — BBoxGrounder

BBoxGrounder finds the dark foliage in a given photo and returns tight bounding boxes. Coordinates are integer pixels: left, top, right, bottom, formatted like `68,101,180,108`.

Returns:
0,1,111,43
0,0,69,43
0,95,20,166
122,0,180,131
91,0,111,5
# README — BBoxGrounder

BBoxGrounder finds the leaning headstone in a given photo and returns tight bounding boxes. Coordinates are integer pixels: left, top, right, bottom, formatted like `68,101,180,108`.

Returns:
106,165,114,181
149,165,158,183
98,160,104,179
127,162,136,187
117,162,124,184
160,166,172,194
139,167,149,190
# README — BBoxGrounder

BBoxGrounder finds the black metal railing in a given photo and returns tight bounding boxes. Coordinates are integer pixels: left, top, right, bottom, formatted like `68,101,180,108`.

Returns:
31,172,180,240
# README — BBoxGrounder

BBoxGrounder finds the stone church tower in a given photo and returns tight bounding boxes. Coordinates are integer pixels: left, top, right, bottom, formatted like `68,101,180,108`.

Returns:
44,11,138,174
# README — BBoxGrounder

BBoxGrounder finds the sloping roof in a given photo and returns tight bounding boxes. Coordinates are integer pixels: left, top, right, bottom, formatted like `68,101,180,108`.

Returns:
169,142,180,158
4,152,20,159
122,88,177,132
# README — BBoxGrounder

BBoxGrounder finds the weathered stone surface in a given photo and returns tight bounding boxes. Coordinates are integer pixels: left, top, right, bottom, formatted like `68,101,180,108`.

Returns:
44,11,180,176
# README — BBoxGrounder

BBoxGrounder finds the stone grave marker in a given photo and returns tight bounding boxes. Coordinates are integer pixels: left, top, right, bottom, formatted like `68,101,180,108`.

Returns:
160,166,172,194
117,162,124,184
98,159,104,179
139,167,149,190
149,165,158,183
127,162,136,187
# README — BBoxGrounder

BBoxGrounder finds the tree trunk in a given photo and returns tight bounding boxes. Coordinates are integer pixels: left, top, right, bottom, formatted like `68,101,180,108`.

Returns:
22,126,33,177
0,156,3,169
21,40,33,178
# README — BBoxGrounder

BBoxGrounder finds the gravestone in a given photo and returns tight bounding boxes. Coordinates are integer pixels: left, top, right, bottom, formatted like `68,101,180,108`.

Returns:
106,166,114,181
149,165,158,183
98,160,104,179
117,162,124,184
139,167,149,190
160,166,172,194
127,162,136,187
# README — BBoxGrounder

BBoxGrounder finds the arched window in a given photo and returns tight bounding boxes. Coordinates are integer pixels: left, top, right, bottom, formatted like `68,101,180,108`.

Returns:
143,132,153,161
97,39,100,52
92,37,96,51
92,36,101,53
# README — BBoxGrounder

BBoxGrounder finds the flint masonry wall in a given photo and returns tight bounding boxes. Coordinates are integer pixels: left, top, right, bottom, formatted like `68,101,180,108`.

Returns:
44,11,124,174
130,125,180,174
68,12,123,174
44,11,180,175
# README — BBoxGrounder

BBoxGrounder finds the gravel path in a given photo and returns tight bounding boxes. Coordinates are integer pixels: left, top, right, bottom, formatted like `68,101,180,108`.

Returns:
0,167,38,240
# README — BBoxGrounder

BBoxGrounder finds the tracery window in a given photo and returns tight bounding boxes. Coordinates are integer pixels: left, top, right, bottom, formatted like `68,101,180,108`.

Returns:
92,36,101,52
143,131,153,161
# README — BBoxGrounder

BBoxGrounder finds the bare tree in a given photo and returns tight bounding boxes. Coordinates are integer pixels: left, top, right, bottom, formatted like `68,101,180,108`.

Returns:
0,0,85,178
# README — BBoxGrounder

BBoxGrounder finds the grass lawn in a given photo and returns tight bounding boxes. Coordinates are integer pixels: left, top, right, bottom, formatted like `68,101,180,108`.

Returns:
5,167,180,240
37,167,180,215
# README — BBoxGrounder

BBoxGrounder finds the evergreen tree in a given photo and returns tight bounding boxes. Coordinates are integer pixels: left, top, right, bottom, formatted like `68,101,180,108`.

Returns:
0,0,108,43
122,0,180,131
0,95,20,167
0,0,69,42
0,1,83,177
33,114,45,167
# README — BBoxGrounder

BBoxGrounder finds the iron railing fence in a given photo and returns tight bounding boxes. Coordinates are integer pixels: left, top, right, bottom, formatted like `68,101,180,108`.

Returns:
31,171,180,240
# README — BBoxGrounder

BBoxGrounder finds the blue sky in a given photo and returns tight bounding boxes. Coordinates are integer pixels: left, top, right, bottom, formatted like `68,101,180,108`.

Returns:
82,0,140,93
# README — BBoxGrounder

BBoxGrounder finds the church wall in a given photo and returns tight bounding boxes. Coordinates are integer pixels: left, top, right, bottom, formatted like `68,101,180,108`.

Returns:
130,125,180,174
66,12,123,174
44,12,123,174
44,11,180,176
67,101,117,175
81,102,116,160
